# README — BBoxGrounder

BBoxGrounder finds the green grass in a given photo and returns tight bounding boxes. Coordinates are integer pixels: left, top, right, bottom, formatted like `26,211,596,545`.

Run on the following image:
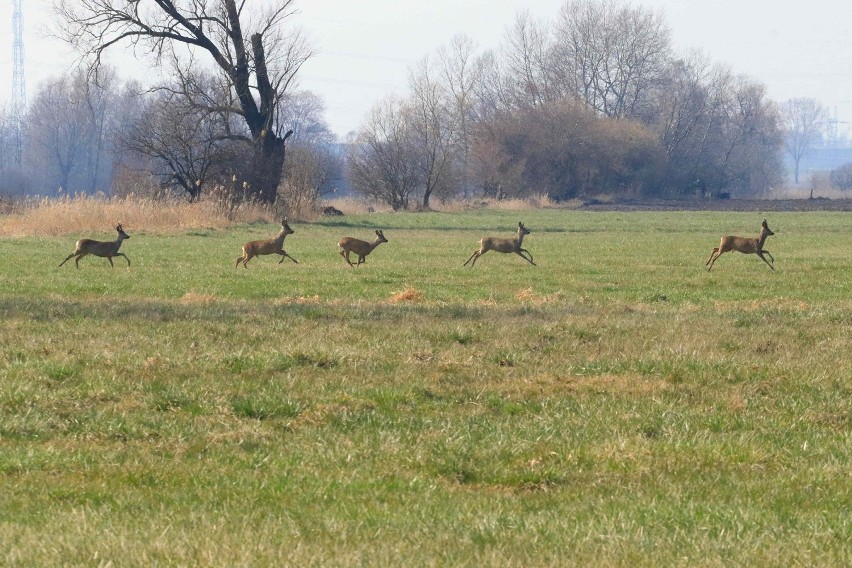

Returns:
1,210,850,566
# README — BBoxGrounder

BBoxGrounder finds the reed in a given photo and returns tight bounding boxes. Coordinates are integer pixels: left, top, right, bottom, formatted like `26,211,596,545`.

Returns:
0,194,275,237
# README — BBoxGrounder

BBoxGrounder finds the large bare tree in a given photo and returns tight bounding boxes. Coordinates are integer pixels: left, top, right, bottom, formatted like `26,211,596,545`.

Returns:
53,0,314,204
26,72,93,194
781,98,827,184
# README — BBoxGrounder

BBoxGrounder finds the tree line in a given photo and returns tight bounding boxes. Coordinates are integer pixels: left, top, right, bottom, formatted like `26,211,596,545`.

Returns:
0,0,847,211
351,1,787,209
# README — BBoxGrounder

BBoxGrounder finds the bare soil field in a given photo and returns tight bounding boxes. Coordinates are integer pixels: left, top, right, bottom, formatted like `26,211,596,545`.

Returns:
577,197,852,212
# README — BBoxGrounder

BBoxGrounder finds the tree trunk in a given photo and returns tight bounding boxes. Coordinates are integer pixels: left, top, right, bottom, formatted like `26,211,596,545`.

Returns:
249,133,286,204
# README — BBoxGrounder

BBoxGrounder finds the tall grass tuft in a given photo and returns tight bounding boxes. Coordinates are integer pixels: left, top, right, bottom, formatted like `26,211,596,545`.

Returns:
0,194,275,237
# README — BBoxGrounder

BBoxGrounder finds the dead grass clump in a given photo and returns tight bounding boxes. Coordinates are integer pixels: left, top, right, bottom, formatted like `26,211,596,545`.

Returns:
0,194,275,237
516,286,565,305
389,285,424,303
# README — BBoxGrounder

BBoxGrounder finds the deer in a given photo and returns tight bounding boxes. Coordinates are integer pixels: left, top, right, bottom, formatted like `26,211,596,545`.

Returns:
464,221,536,268
338,230,388,267
236,218,298,268
706,219,775,271
59,224,131,268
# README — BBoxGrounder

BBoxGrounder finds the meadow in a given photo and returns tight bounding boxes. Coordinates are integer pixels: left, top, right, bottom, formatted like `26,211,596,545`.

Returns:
0,207,849,566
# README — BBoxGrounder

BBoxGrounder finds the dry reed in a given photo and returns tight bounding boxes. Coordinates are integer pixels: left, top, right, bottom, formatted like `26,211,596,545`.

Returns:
0,194,275,237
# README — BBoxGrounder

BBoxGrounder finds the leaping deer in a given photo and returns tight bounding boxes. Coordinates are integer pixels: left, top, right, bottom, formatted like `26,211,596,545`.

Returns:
706,219,775,271
464,222,536,267
59,224,131,268
236,218,298,268
338,230,388,267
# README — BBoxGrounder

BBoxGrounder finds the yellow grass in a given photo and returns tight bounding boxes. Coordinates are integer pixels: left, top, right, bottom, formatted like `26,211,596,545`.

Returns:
0,194,274,237
515,286,565,305
389,285,424,303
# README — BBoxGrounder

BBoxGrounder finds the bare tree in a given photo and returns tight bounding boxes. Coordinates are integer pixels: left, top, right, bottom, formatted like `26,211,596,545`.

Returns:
53,0,314,204
652,53,728,196
553,0,671,118
438,35,482,198
501,11,554,109
348,98,419,211
692,74,784,197
781,97,827,184
274,90,340,214
124,84,227,202
408,56,459,209
830,163,852,191
277,90,336,146
26,73,92,194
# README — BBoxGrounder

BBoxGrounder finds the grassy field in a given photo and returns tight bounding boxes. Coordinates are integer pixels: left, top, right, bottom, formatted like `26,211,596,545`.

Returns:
0,209,849,566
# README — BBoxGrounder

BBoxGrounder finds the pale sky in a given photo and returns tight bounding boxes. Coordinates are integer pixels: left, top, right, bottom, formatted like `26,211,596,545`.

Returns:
2,0,851,139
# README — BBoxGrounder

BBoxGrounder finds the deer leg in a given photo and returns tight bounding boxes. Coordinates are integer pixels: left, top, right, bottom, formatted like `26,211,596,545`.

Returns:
107,256,115,268
760,249,774,264
357,256,365,266
463,250,481,267
340,250,354,267
115,253,130,267
515,251,536,266
74,252,89,268
706,248,724,271
518,248,536,265
757,252,775,270
705,247,720,267
59,252,78,267
278,251,298,264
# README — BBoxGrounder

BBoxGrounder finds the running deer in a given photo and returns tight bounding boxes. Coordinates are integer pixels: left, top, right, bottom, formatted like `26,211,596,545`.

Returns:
236,218,298,268
59,224,131,268
338,230,388,267
464,222,536,267
706,219,775,271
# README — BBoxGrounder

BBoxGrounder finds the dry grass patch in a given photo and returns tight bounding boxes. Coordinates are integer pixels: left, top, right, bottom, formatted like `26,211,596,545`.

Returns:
515,286,565,305
389,285,424,303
